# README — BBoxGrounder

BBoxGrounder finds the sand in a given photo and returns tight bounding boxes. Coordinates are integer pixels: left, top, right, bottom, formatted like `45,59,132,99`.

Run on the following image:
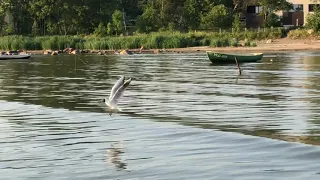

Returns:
168,38,320,53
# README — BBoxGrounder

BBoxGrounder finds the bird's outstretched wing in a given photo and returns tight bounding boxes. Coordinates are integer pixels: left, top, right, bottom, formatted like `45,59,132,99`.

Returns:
109,76,125,101
109,78,132,107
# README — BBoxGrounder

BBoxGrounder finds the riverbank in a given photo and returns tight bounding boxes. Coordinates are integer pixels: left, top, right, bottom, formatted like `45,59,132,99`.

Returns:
169,38,320,53
8,37,320,55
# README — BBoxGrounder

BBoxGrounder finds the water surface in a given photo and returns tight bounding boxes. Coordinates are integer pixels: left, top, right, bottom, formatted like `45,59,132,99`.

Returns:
0,52,320,179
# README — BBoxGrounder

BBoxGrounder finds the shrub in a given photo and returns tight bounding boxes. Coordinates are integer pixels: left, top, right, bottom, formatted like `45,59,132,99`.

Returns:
287,29,310,39
306,7,320,32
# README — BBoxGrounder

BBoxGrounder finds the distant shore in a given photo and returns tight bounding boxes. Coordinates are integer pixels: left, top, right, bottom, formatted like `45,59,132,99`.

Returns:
15,38,320,55
170,38,320,53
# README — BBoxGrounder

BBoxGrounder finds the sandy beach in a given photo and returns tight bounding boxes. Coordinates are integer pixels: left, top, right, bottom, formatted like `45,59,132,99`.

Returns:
22,38,320,55
168,38,320,53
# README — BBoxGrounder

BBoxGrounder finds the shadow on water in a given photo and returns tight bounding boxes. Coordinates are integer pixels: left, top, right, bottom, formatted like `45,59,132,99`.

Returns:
0,53,319,146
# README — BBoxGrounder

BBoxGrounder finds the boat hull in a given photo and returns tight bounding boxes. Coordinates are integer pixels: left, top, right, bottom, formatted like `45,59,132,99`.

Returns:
0,54,31,60
206,51,263,64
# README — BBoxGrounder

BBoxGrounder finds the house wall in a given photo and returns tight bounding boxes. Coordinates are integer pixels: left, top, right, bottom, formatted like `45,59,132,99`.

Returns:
246,13,264,28
282,11,304,25
245,3,264,28
286,0,317,25
248,0,318,27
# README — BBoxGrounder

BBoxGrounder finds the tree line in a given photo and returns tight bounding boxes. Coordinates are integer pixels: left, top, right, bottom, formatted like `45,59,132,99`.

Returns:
0,0,292,36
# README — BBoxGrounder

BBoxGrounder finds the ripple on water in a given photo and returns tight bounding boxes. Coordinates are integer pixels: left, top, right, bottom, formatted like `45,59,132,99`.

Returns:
0,101,320,180
0,53,320,179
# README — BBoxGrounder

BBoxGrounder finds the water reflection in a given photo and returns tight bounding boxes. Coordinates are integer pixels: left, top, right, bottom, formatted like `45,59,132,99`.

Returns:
300,56,320,135
302,56,320,71
105,142,127,171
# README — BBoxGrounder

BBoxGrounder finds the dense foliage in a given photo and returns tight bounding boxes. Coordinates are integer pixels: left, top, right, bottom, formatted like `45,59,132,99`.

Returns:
306,5,320,32
0,0,293,36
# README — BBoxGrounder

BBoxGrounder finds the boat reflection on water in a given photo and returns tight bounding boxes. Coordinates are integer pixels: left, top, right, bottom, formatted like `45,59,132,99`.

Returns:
105,142,127,170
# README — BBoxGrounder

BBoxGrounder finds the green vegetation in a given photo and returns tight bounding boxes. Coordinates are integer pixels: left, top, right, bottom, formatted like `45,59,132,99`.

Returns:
0,0,292,36
0,28,283,50
287,4,320,40
287,29,311,39
7,0,320,49
306,4,320,32
200,4,232,29
259,0,292,26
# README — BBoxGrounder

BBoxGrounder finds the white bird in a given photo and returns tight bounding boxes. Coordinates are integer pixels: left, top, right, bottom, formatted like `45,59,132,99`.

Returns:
102,75,132,115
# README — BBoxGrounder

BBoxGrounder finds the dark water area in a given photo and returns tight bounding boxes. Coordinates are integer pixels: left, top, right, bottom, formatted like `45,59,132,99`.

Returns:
0,52,319,179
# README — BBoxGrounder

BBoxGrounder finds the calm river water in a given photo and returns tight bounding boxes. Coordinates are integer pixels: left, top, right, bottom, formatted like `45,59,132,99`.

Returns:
0,52,320,179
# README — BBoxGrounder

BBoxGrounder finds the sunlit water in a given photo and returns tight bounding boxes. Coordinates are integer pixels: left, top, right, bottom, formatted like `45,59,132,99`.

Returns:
0,52,319,179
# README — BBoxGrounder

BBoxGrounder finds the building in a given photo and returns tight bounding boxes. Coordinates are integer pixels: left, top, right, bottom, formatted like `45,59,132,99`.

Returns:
245,4,264,28
245,0,318,27
278,0,316,26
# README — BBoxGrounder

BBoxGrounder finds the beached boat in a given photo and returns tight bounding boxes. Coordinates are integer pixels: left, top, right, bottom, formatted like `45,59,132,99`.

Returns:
206,51,263,64
0,54,31,60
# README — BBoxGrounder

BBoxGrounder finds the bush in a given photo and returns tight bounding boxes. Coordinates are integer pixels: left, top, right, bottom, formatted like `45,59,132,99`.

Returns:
265,13,282,28
244,38,250,46
306,7,320,32
287,29,310,39
93,22,107,37
250,42,257,47
230,38,239,47
232,13,244,33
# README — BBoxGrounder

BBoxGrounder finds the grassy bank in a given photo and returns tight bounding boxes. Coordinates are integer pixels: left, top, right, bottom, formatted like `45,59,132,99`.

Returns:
0,28,284,51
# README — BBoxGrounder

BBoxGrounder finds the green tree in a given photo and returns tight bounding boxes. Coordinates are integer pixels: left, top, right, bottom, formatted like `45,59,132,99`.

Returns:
107,22,114,35
265,13,281,27
183,0,202,30
0,1,9,34
31,20,40,36
232,13,243,33
84,0,120,33
6,0,32,34
28,0,121,35
138,0,186,31
93,22,107,37
306,5,320,32
200,4,233,29
258,0,292,26
5,23,15,35
136,5,160,33
112,10,124,35
29,0,78,35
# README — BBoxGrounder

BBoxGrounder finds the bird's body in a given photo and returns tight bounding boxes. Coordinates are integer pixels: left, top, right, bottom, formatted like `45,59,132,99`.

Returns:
103,76,132,115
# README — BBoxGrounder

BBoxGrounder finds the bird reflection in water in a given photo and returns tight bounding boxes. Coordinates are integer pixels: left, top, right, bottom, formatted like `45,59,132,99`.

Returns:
105,142,127,170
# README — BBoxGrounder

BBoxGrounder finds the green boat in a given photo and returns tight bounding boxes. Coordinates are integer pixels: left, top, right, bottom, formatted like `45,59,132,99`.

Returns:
206,51,263,64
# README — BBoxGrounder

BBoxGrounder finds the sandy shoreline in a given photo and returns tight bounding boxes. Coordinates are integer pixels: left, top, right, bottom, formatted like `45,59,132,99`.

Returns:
16,38,320,55
160,38,320,53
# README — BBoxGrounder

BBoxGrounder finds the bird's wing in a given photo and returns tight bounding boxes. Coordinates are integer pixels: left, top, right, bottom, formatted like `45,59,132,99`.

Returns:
109,78,132,107
109,76,125,101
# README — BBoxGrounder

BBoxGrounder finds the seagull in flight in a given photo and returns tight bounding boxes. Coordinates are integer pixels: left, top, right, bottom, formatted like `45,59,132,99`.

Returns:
102,75,132,116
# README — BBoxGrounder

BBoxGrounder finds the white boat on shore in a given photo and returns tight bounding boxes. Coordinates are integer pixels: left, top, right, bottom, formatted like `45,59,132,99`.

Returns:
0,54,31,60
